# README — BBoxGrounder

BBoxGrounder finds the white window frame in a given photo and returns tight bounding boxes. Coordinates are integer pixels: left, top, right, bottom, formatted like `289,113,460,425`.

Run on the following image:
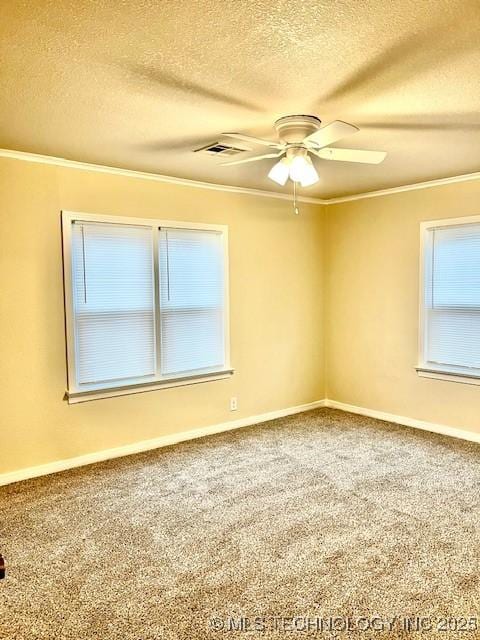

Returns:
417,214,480,386
62,211,233,403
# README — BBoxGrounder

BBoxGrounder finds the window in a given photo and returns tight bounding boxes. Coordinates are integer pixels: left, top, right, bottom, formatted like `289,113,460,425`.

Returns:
418,216,480,384
62,212,231,402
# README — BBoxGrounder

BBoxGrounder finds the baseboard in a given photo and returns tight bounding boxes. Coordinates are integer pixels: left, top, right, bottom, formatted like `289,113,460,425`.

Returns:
4,398,477,487
0,399,326,487
325,399,480,445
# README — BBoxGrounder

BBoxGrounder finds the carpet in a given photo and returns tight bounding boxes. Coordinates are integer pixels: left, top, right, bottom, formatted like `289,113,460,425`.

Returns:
0,408,479,639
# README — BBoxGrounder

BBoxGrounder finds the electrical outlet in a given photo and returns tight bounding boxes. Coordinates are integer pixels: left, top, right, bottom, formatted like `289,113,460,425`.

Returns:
230,397,238,411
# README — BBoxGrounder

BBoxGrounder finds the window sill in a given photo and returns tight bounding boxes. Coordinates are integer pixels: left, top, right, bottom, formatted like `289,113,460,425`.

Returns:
416,366,480,386
66,368,234,404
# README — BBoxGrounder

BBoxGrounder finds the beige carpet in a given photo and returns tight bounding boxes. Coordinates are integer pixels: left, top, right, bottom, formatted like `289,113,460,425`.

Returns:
1,408,479,639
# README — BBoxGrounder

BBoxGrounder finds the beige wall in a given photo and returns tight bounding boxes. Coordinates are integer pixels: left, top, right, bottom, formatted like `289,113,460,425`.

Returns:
0,158,325,474
325,179,480,435
4,154,479,478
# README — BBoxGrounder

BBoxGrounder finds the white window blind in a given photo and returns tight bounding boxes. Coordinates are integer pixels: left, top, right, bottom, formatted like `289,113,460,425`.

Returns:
159,228,225,375
71,222,156,385
64,213,230,400
422,222,480,374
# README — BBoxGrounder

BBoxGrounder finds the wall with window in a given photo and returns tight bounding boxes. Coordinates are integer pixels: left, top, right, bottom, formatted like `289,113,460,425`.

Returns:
324,178,480,435
0,157,325,475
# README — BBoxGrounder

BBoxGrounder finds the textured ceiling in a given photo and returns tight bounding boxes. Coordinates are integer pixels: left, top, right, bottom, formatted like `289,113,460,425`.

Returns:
1,0,479,198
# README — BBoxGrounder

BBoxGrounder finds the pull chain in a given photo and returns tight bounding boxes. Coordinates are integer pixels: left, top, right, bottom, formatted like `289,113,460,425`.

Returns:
293,180,299,215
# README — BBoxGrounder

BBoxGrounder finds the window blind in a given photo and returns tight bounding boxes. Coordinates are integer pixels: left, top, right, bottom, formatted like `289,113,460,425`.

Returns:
159,228,225,375
72,222,156,384
65,213,230,400
424,223,480,372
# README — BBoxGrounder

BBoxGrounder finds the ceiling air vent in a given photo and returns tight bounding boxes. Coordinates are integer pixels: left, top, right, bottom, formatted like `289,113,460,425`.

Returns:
193,142,248,157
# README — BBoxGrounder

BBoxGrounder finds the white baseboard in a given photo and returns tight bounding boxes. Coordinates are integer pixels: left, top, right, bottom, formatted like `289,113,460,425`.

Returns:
0,399,326,487
3,398,478,488
325,399,480,445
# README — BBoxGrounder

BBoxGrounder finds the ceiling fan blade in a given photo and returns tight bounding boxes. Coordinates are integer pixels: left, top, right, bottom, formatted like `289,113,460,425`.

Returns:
220,151,284,166
312,147,386,164
222,132,281,149
304,120,359,149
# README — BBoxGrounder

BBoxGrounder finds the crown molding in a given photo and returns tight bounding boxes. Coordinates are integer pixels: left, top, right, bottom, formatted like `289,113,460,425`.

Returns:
2,147,479,205
0,148,327,205
326,171,480,204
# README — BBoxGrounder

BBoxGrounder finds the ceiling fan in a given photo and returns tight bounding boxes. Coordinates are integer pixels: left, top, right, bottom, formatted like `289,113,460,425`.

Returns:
220,115,386,187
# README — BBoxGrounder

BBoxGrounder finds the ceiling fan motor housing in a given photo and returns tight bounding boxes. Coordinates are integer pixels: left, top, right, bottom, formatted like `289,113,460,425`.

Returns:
274,115,321,144
286,146,308,160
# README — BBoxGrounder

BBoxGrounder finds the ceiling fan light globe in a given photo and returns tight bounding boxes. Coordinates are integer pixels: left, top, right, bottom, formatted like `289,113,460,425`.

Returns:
300,174,318,187
288,155,306,182
268,158,290,185
289,155,319,186
299,157,319,187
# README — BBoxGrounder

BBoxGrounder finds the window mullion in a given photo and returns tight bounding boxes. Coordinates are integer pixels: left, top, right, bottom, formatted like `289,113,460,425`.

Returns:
152,226,163,379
